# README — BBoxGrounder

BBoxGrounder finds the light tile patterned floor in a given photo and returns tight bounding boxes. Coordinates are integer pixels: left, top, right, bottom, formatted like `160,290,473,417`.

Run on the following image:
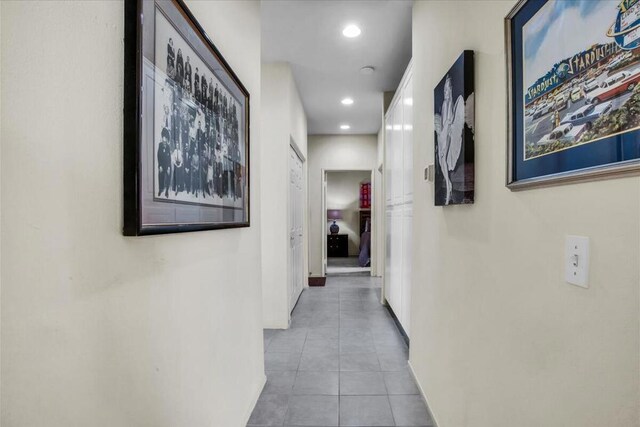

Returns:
248,275,434,427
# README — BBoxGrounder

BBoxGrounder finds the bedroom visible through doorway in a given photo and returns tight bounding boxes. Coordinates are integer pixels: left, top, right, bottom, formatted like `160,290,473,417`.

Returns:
323,170,373,276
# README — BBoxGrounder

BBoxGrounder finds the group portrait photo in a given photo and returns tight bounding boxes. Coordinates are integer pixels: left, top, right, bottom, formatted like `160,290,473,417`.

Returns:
154,9,245,209
123,0,250,235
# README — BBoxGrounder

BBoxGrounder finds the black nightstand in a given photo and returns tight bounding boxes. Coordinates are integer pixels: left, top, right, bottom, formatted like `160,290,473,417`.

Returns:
327,234,348,257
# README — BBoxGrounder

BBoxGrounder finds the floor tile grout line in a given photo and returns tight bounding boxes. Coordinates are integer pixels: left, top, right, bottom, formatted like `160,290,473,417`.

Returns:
387,392,398,427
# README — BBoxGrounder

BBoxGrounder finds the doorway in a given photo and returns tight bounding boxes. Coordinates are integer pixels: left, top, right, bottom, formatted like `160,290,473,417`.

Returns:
322,169,374,276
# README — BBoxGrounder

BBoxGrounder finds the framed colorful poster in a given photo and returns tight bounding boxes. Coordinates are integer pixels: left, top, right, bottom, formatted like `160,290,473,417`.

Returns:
123,0,250,235
506,0,640,189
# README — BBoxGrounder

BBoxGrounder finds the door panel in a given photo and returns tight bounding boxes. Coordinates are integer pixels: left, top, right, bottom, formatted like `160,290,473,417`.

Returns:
401,205,412,335
289,146,304,313
392,103,403,206
385,111,394,205
384,208,392,301
402,76,413,205
389,206,403,316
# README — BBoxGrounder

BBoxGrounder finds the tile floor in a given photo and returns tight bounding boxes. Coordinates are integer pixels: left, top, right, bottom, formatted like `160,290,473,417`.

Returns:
326,257,371,276
247,275,434,427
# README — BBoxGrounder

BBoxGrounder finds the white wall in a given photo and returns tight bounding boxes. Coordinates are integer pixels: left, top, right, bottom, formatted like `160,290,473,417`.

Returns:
326,171,371,256
1,2,265,426
410,2,640,427
260,62,307,328
308,135,378,276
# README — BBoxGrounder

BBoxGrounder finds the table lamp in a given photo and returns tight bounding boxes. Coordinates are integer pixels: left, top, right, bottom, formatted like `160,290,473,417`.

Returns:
327,209,342,234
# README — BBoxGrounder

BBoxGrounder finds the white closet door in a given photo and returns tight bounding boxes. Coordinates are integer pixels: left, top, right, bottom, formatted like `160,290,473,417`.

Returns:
392,103,404,206
295,151,304,300
389,205,403,316
382,61,413,335
384,107,394,303
401,205,412,334
384,207,392,302
289,146,304,313
402,76,413,205
385,111,394,206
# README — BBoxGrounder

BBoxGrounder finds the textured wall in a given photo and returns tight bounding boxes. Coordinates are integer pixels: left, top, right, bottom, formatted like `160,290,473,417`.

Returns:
1,2,264,426
260,62,308,328
410,2,640,427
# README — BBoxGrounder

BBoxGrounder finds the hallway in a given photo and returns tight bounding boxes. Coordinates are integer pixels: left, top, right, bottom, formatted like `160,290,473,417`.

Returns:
248,276,433,426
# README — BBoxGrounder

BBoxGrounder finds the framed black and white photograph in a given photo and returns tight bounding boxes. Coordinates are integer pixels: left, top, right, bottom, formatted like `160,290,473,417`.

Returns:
123,0,250,235
434,50,475,206
506,0,640,189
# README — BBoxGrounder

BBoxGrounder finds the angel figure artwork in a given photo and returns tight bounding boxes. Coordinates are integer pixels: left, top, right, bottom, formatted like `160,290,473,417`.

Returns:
434,50,475,206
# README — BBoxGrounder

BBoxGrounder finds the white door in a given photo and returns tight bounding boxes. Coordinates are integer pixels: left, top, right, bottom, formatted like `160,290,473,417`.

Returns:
289,146,304,312
384,208,392,302
392,101,404,206
385,113,394,206
384,105,394,301
382,64,413,333
390,205,403,315
401,205,412,335
401,74,413,334
402,75,413,204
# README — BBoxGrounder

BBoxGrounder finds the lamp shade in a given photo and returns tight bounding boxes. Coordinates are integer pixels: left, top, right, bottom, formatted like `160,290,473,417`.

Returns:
327,209,342,220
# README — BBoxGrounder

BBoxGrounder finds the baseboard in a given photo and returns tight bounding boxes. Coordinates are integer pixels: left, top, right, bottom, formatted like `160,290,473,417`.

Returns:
242,373,267,427
408,361,440,427
384,303,410,347
263,321,289,330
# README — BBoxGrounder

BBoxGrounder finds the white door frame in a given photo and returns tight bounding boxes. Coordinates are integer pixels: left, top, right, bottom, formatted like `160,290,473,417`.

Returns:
321,168,376,277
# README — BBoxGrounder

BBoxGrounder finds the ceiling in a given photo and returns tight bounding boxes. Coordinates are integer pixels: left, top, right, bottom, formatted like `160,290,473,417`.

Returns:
261,0,412,135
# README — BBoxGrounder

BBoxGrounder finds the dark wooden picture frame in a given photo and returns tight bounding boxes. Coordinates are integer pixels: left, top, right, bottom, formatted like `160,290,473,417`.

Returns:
124,0,250,235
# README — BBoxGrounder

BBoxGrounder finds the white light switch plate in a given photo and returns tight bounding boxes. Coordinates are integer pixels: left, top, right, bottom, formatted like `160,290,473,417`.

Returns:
565,235,589,288
424,164,435,181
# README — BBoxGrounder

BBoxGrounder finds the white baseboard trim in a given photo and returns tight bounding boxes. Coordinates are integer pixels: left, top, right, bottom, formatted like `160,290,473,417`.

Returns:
408,360,440,427
242,373,267,427
263,323,289,330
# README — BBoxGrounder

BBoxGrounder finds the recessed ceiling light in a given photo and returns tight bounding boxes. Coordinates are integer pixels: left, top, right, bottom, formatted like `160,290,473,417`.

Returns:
342,24,361,38
341,97,354,105
340,124,351,130
360,66,375,75
404,98,413,106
